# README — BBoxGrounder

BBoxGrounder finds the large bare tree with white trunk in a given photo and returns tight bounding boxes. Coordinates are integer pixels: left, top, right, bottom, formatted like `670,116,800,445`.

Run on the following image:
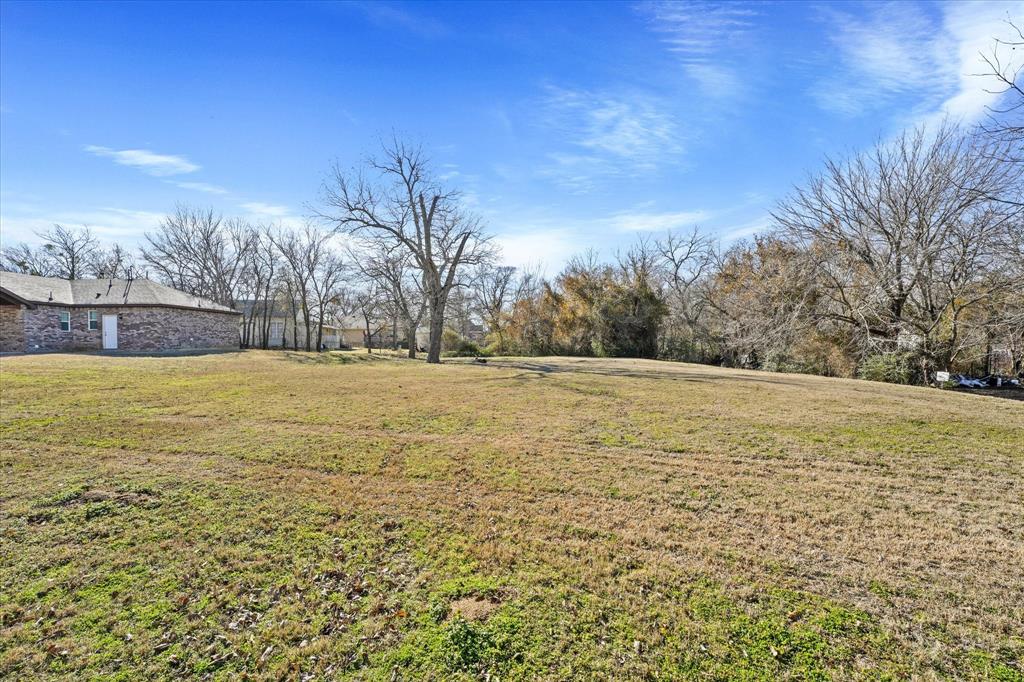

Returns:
319,138,493,363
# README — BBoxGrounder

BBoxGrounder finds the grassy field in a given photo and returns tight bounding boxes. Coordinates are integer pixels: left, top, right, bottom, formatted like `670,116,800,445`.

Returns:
1,351,1022,681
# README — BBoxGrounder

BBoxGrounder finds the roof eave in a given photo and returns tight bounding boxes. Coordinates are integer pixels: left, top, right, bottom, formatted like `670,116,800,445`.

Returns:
23,300,239,315
0,287,38,308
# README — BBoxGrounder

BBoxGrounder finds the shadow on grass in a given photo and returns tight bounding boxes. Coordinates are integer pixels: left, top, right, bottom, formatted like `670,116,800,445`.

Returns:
950,387,1024,402
464,356,720,382
283,351,363,365
281,351,413,365
470,358,1024,399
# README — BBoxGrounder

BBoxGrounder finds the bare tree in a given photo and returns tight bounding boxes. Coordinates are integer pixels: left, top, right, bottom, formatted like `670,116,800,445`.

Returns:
273,225,318,352
89,243,137,279
472,264,518,352
141,206,254,307
355,243,427,358
774,121,1023,378
354,283,389,354
1,242,57,276
269,224,349,352
236,225,282,349
705,236,825,371
280,272,303,351
976,17,1024,154
34,224,99,279
254,226,282,349
308,239,348,351
655,227,716,360
2,227,136,281
512,264,541,307
616,235,660,285
444,281,475,342
319,138,493,363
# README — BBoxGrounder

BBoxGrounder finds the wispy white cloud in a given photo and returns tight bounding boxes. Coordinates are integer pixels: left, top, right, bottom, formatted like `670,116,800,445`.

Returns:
83,145,199,176
814,1,1024,123
539,85,683,191
604,208,711,232
638,1,757,99
240,202,290,217
932,2,1024,123
437,164,466,183
172,181,228,195
238,201,304,229
0,206,165,243
493,227,581,273
682,63,743,100
813,3,951,116
539,152,607,194
544,85,681,162
353,2,451,39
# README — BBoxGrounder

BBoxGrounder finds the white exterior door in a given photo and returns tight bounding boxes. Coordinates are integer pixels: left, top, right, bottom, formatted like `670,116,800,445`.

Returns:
102,315,118,349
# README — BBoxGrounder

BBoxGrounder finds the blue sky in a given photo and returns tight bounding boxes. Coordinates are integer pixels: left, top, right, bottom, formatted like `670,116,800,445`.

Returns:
1,0,1021,271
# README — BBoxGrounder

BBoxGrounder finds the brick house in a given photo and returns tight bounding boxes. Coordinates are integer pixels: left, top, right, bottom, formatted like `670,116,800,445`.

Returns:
0,272,240,353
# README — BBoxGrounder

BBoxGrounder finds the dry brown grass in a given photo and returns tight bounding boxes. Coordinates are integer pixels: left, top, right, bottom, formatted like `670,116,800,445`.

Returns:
1,351,1021,680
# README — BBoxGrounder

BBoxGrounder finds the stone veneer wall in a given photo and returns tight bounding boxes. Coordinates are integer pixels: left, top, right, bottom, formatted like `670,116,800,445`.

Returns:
0,304,25,352
15,305,240,352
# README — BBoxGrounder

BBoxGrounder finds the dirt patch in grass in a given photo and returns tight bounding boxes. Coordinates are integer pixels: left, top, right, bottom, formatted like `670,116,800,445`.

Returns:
449,597,501,622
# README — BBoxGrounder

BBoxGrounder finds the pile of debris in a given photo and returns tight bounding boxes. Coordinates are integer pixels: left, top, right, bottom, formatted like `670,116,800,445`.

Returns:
935,371,1022,389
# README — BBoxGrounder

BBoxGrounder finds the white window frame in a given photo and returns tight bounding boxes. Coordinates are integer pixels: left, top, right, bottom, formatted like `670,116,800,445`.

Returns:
59,310,71,332
88,310,99,331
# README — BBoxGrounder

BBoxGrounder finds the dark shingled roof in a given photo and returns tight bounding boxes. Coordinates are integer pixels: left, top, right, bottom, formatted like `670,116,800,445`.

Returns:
0,272,237,314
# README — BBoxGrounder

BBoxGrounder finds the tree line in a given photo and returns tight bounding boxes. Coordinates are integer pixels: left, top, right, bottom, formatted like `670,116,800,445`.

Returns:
465,122,1022,383
3,119,1020,381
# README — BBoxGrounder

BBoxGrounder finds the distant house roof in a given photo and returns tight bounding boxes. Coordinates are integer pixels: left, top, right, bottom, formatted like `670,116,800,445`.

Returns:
0,272,237,314
238,299,276,317
237,300,346,330
337,314,366,330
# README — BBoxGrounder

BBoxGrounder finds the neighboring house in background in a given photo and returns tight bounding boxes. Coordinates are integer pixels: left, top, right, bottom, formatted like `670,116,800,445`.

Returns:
336,314,430,350
336,314,369,348
337,313,390,348
0,272,240,353
464,322,487,344
239,300,348,350
238,301,431,351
